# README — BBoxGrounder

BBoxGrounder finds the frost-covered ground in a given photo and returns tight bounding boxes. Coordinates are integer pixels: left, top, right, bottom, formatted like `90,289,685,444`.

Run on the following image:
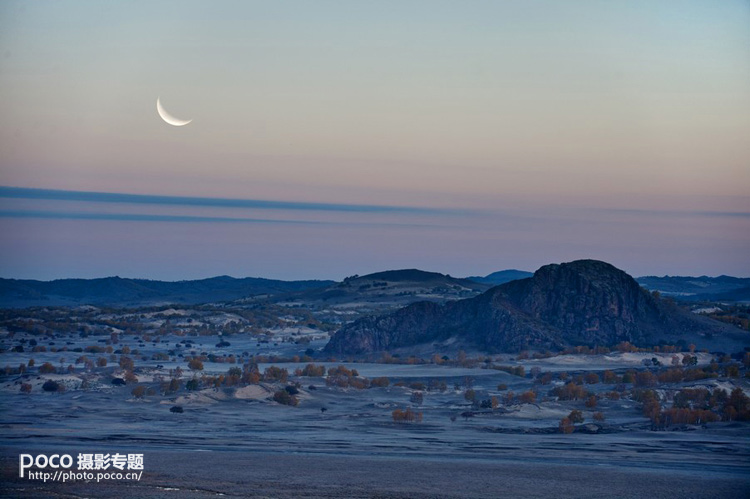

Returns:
1,324,749,497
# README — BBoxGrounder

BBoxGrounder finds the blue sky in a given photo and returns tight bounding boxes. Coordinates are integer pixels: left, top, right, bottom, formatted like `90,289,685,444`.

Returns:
0,1,748,280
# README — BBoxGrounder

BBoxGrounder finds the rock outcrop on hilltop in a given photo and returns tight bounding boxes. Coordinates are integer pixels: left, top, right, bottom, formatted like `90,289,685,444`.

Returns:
325,260,737,354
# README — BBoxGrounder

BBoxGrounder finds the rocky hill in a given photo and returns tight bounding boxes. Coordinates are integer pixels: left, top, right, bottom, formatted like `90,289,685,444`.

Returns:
325,260,743,355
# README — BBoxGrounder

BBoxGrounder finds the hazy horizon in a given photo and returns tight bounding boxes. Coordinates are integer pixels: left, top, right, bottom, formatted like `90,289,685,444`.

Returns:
1,1,748,280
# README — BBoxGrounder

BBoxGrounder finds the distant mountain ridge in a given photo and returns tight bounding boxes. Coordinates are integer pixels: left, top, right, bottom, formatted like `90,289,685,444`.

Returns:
326,260,743,355
636,275,750,302
465,269,533,285
280,269,490,309
0,275,334,308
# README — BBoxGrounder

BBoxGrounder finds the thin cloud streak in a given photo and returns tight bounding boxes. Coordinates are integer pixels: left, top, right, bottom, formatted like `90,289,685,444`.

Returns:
605,208,750,219
0,186,471,216
0,209,448,228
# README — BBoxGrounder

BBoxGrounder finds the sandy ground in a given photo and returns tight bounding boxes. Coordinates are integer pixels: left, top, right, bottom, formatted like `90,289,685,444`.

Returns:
2,327,749,498
1,448,749,498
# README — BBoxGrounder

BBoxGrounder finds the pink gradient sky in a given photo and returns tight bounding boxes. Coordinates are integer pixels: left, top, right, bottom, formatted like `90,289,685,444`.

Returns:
1,1,748,280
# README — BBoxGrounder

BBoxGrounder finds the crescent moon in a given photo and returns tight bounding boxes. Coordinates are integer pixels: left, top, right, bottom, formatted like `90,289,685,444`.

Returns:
156,97,192,126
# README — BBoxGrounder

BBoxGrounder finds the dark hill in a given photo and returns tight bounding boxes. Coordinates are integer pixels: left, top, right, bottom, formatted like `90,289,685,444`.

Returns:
465,269,533,286
364,269,460,283
0,276,334,308
325,260,744,355
636,275,750,302
283,269,489,309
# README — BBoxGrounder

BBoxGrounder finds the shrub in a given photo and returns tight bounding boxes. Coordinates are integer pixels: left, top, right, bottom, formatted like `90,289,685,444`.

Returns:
663,408,720,425
464,389,476,402
301,363,326,377
410,391,424,405
673,388,710,409
493,365,525,377
559,417,574,434
585,395,598,408
188,358,204,371
264,366,289,383
634,371,657,387
170,405,184,413
42,380,61,392
392,407,422,423
621,370,636,384
284,385,299,395
551,382,588,401
39,362,56,374
658,368,685,384
568,409,584,424
519,390,536,404
724,387,750,421
119,356,135,371
162,378,181,395
123,370,138,384
584,372,600,384
593,411,605,422
327,365,355,377
20,383,32,393
371,377,390,388
496,383,508,391
131,385,147,398
273,389,298,406
641,394,661,423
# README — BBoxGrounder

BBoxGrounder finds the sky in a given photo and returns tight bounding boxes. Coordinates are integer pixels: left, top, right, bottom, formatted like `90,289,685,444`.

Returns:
1,0,749,281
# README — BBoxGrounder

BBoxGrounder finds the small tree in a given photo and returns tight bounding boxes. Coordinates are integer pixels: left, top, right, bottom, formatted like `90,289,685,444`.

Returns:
264,366,289,383
273,389,298,406
464,389,476,402
188,358,204,371
568,409,584,424
392,407,422,423
584,372,600,384
119,356,135,371
559,417,574,434
371,377,390,388
123,370,138,384
411,391,424,406
39,362,56,374
519,390,537,404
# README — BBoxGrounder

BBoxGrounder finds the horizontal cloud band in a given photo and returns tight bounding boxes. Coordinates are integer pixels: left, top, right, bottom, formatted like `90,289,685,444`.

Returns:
0,209,443,228
0,186,461,215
